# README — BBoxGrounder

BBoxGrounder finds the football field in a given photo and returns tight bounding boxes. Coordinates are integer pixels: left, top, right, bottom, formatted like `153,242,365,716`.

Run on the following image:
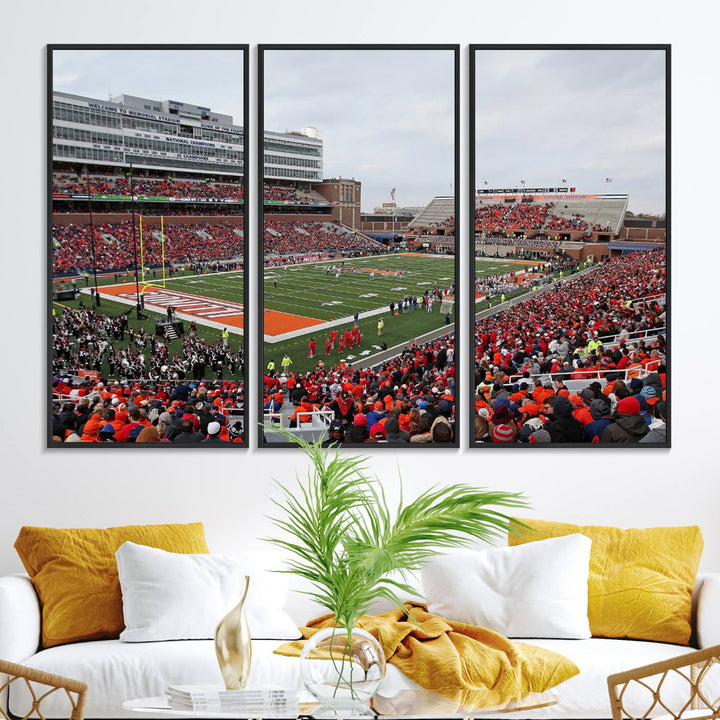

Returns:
261,253,458,375
263,253,455,333
66,253,547,379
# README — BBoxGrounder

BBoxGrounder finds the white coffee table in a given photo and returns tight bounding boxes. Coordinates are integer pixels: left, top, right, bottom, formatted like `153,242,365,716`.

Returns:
124,689,558,719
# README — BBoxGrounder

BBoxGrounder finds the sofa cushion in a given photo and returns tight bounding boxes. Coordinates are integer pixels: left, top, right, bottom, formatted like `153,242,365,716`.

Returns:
14,523,209,648
509,519,703,645
0,574,41,662
11,637,710,719
421,535,591,639
116,542,300,641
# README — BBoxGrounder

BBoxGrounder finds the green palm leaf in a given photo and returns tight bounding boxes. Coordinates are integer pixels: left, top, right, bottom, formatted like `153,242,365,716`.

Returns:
264,428,529,631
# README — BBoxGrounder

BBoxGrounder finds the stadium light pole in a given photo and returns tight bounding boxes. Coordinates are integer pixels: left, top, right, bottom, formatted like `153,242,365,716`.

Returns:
85,172,100,307
128,162,142,318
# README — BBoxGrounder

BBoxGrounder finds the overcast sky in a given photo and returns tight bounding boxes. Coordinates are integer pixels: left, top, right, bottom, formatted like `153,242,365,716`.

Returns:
52,48,665,216
53,48,244,127
475,49,666,215
264,49,455,212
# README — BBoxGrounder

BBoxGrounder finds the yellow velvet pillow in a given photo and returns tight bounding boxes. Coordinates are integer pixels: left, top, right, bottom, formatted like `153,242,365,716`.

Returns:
15,522,209,648
509,519,703,645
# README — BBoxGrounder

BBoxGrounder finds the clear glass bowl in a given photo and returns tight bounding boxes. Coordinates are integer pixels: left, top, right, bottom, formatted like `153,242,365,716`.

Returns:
299,626,386,716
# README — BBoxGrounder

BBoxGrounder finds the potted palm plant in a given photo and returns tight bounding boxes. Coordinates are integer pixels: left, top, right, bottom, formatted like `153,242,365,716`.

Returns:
266,429,528,714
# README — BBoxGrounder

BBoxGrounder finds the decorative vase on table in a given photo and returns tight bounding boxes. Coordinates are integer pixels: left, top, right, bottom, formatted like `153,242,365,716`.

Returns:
214,575,252,690
299,626,386,716
266,430,528,716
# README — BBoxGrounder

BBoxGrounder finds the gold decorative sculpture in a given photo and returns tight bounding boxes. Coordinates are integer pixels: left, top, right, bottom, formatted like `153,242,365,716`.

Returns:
214,575,252,689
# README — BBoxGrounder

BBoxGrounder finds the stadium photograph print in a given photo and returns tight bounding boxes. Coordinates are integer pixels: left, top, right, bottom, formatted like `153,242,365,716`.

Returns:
258,45,459,448
470,45,668,447
49,45,248,447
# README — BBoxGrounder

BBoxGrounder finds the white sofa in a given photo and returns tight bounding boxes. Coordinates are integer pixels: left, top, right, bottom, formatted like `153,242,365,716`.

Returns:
1,566,719,720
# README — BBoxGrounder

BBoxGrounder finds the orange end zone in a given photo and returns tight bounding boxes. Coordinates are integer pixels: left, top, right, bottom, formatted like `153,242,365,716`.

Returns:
264,309,325,336
98,283,245,329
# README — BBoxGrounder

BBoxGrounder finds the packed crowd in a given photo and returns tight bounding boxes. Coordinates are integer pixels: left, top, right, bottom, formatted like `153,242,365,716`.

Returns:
129,205,243,217
473,377,666,444
263,221,380,257
545,214,596,232
263,332,457,444
475,234,562,248
54,172,330,206
471,249,667,444
474,201,604,235
52,221,244,273
262,185,319,203
52,378,245,444
52,304,245,444
53,173,244,200
53,306,244,383
475,202,552,230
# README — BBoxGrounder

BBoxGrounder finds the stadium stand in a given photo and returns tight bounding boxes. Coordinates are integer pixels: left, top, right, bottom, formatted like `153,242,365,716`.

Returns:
472,249,667,444
263,185,330,204
263,221,383,262
407,197,455,229
52,221,244,273
262,331,457,445
53,172,244,201
51,307,245,443
473,196,627,236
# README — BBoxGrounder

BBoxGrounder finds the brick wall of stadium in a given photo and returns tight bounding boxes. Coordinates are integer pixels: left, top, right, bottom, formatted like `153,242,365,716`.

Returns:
616,226,666,242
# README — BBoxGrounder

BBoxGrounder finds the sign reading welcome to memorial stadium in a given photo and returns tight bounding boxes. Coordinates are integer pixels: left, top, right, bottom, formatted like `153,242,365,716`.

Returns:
86,102,181,125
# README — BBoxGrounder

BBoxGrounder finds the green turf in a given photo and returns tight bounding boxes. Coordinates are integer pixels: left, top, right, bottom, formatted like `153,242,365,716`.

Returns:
262,254,456,376
51,254,566,382
263,304,455,378
263,254,455,320
53,265,221,291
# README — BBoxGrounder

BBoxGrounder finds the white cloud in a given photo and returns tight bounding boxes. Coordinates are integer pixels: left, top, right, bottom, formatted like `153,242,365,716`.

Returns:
474,48,666,214
264,48,455,210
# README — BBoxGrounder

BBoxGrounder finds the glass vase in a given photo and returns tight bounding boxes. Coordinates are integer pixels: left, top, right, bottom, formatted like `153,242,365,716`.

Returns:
299,626,386,717
214,575,251,690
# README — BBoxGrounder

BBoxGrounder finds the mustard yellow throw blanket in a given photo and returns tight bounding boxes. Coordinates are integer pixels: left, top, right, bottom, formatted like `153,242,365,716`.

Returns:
275,603,579,711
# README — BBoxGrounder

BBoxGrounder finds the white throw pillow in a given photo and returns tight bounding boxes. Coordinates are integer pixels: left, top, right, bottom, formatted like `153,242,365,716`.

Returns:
116,541,301,642
421,534,592,639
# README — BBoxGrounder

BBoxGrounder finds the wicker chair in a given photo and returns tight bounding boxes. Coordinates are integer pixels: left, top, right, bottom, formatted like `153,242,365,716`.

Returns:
608,644,720,720
0,660,87,720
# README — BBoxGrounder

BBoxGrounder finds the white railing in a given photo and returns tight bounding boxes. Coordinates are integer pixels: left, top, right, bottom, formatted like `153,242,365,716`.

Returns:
602,326,666,347
496,364,660,394
262,407,334,444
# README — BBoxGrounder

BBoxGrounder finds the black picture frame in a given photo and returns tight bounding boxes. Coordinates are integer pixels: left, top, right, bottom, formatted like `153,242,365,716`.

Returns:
48,44,249,448
468,44,670,449
258,44,460,449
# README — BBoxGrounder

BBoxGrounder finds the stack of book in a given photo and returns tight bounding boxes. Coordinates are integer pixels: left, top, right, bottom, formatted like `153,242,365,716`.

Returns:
165,685,299,715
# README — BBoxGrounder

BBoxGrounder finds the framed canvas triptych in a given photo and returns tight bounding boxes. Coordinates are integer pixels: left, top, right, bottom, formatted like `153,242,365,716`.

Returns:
48,44,667,448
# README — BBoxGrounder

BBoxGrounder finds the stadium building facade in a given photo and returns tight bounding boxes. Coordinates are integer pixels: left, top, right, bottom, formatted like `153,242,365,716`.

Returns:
52,92,327,182
52,91,244,176
263,129,323,182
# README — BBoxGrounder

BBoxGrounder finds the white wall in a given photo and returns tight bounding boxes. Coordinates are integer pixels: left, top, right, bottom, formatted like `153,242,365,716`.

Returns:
1,1,718,577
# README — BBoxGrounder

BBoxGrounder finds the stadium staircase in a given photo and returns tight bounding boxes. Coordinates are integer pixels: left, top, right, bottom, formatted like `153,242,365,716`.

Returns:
543,197,628,234
163,324,180,340
408,197,455,229
323,222,385,249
